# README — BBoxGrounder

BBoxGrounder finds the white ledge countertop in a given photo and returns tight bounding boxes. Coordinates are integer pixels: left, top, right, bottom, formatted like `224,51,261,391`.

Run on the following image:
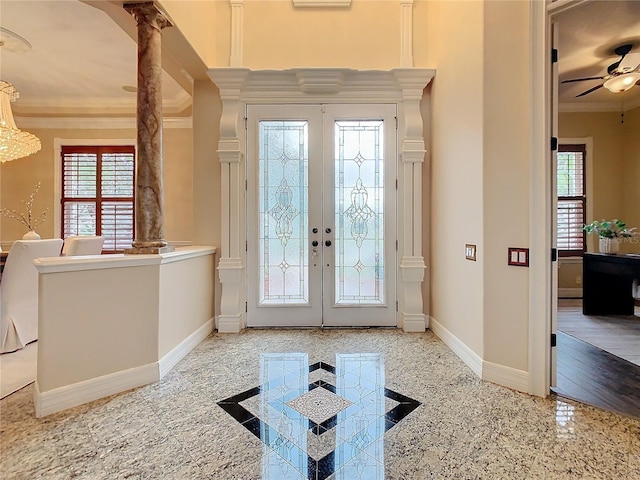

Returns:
34,246,217,273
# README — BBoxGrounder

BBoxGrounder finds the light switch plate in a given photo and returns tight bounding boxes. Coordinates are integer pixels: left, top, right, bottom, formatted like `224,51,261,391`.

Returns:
508,247,529,267
465,244,477,261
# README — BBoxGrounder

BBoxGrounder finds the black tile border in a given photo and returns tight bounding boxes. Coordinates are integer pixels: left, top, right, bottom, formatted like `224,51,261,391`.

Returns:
217,361,421,480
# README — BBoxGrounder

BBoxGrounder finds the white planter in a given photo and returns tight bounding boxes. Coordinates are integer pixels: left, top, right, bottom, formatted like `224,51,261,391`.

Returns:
598,237,620,254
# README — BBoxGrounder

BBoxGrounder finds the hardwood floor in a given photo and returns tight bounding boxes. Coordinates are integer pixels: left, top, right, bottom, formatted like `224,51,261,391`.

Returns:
554,331,640,420
557,299,640,365
556,299,640,419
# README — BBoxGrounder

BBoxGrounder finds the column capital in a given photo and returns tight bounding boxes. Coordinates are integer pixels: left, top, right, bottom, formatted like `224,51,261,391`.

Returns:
124,2,173,30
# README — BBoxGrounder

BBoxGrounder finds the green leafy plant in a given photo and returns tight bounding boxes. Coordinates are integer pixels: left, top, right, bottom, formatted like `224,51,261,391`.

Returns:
0,182,49,231
583,219,637,239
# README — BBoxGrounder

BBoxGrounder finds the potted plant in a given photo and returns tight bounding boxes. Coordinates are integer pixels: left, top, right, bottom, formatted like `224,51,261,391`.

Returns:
583,219,637,254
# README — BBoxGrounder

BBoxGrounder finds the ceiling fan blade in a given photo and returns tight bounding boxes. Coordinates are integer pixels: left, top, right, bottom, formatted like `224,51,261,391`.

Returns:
576,84,604,97
614,44,633,58
561,76,605,84
617,52,640,73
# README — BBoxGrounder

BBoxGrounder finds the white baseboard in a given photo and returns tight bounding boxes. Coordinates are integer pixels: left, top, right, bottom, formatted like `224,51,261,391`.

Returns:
159,318,214,378
400,313,426,332
429,316,482,377
34,363,159,418
429,316,530,393
482,360,529,393
558,288,582,298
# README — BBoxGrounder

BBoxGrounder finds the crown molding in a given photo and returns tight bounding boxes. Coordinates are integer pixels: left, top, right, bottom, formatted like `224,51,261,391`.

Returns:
12,90,192,117
559,97,640,113
15,116,192,130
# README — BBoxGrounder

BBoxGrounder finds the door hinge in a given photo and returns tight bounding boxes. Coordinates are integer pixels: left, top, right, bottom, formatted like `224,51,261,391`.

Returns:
246,241,248,252
396,240,398,251
245,302,248,313
551,48,558,64
395,179,398,190
395,117,398,130
551,333,557,347
244,117,248,130
245,179,248,191
396,300,398,312
551,137,558,152
551,248,557,262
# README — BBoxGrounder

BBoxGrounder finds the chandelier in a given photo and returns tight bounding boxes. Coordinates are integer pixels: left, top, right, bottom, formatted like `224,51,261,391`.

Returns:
0,80,41,163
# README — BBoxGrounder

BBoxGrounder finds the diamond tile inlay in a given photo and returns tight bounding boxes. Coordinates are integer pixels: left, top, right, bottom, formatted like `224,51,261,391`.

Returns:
217,353,421,480
286,386,352,424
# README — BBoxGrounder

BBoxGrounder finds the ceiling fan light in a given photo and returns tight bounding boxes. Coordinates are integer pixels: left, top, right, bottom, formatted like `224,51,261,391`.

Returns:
603,72,640,93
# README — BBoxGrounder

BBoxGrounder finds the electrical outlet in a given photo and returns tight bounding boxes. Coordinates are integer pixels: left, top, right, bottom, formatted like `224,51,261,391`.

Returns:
576,275,582,285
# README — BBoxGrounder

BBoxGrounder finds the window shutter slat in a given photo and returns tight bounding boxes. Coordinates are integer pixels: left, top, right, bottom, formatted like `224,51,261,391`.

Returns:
61,146,135,252
557,146,586,256
101,202,134,251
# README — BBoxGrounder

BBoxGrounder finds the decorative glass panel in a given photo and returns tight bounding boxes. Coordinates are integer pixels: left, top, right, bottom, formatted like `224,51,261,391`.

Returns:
334,120,385,305
259,121,309,304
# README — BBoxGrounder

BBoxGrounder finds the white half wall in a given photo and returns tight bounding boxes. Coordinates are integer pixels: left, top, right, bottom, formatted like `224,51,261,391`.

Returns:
34,247,216,417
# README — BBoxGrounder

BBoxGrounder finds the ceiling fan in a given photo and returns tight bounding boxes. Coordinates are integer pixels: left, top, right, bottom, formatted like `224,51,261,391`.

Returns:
562,44,640,97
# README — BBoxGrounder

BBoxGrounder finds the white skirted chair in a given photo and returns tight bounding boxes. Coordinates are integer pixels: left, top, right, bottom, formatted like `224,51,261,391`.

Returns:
61,236,104,256
0,239,63,353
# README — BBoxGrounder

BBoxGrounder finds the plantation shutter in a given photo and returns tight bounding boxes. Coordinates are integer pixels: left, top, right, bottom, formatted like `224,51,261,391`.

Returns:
61,146,135,253
557,145,586,256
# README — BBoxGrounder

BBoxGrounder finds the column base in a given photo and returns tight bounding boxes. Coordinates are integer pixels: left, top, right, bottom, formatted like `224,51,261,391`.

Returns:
400,313,426,332
125,245,175,255
217,314,244,333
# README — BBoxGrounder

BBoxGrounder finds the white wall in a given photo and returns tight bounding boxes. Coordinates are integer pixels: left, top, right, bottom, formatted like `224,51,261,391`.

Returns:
482,0,530,372
425,0,485,357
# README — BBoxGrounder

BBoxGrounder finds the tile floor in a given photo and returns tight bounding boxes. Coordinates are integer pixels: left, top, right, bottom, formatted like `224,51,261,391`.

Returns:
1,328,639,479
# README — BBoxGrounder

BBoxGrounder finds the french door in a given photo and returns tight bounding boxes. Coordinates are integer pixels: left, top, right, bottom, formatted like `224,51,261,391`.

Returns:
246,104,397,327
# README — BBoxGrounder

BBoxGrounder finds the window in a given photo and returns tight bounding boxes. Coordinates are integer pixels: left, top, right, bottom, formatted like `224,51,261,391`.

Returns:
61,145,135,253
557,144,586,256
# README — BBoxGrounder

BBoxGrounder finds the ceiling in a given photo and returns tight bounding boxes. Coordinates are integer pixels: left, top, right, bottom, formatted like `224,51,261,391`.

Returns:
1,0,639,120
0,0,191,119
556,0,640,111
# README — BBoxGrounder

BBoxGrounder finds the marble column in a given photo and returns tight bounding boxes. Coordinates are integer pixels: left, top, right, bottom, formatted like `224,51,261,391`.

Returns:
124,2,174,254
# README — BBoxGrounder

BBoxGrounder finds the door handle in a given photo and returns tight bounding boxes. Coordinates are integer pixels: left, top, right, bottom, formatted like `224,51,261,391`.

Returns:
325,240,332,247
312,240,319,247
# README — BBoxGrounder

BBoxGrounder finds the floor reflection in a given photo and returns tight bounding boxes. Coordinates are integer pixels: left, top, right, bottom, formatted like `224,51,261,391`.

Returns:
555,399,577,440
218,352,420,480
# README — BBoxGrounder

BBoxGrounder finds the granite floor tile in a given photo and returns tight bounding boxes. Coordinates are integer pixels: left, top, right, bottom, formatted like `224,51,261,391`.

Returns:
1,328,638,479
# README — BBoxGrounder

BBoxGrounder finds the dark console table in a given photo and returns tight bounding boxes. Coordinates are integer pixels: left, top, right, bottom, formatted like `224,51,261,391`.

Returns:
583,253,640,315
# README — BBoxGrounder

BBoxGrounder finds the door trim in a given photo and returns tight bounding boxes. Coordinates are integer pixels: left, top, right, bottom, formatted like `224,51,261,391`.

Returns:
208,68,434,333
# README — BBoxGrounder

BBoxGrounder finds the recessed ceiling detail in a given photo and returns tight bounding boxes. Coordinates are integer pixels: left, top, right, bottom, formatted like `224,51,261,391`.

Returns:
0,27,31,54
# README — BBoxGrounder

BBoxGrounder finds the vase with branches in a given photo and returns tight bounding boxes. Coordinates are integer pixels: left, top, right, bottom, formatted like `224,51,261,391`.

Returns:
0,182,49,239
